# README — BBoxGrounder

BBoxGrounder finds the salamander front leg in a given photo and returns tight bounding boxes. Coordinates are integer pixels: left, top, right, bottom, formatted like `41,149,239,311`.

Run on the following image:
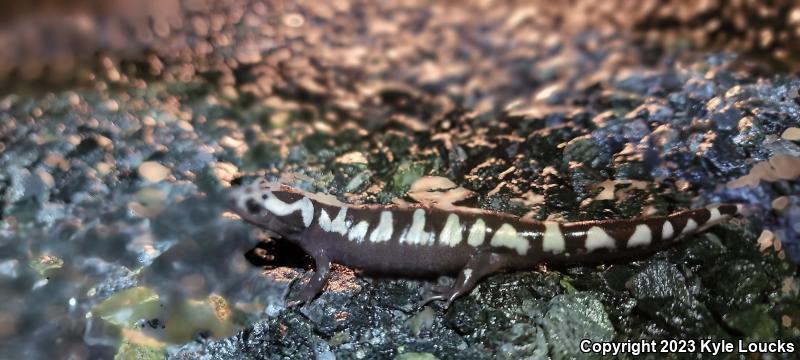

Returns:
286,254,331,308
420,251,509,308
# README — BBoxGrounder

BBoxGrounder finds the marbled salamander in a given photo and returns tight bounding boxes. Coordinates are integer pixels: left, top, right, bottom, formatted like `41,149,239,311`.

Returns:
227,179,741,307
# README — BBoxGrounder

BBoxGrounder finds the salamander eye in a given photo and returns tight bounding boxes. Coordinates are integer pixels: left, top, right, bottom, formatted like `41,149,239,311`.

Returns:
245,199,262,215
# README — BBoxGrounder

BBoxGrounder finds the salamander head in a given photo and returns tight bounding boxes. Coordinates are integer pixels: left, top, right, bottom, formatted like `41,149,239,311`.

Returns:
227,179,315,237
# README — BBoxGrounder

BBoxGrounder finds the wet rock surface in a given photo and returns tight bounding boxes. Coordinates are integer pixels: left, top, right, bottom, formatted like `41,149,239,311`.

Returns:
1,1,800,359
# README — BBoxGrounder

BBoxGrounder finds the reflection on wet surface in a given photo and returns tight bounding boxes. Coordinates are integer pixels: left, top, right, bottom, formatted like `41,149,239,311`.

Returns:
0,189,293,356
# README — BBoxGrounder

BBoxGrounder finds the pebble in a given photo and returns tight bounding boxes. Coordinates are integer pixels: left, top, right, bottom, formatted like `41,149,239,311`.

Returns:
138,161,171,183
282,13,305,28
0,259,20,278
212,162,239,184
758,230,777,252
35,170,55,188
772,196,791,211
782,127,800,141
335,151,369,165
102,100,119,112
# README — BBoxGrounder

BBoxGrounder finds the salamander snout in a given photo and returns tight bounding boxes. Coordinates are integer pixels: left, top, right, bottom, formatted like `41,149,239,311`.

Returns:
226,185,267,218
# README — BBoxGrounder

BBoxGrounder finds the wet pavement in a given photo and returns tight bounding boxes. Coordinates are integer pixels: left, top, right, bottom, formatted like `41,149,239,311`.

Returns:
1,1,799,359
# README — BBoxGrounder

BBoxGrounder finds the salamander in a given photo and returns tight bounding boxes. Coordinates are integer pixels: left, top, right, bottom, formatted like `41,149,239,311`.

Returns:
227,179,742,308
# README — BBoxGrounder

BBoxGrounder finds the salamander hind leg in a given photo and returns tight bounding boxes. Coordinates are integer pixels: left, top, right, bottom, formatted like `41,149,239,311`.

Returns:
286,254,331,308
420,251,510,309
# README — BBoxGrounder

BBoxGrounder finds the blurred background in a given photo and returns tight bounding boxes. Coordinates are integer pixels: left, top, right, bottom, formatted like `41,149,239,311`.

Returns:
2,1,800,89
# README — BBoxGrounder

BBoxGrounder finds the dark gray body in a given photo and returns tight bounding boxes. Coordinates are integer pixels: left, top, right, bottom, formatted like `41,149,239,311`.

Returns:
228,179,740,307
305,203,543,276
